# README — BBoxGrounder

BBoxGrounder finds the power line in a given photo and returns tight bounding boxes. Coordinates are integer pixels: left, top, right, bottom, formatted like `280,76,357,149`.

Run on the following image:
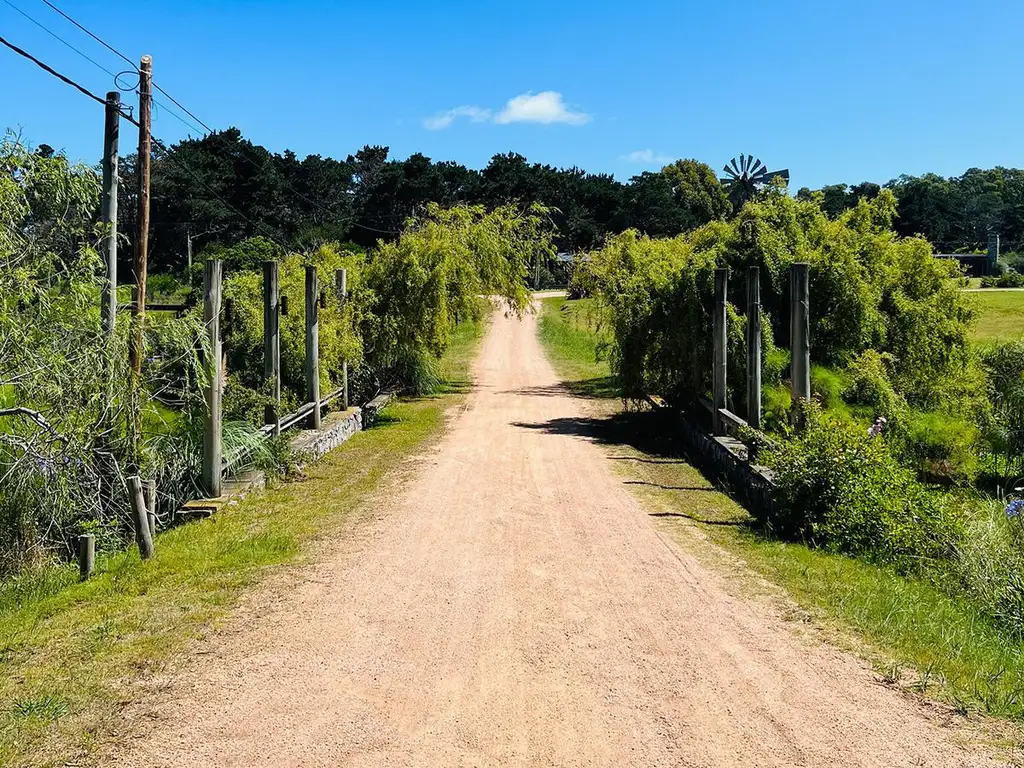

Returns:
37,0,135,70
0,32,137,125
2,0,115,76
17,0,400,237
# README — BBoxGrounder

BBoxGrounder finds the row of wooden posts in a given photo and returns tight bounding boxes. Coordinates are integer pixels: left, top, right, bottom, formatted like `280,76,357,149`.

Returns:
79,258,350,578
198,259,351,500
711,262,810,436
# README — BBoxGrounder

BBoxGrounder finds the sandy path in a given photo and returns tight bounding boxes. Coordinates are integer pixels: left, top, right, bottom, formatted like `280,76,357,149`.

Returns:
117,306,1002,767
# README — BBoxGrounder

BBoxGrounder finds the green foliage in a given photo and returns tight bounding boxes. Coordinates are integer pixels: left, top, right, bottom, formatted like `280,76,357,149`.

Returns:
980,271,1024,288
979,341,1024,481
358,202,551,394
761,405,963,571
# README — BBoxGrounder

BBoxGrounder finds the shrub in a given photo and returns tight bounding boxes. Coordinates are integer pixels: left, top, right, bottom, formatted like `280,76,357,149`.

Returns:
761,405,964,571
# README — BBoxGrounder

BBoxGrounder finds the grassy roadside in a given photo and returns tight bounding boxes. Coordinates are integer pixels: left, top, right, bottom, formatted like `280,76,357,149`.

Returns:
0,317,487,768
537,296,1024,729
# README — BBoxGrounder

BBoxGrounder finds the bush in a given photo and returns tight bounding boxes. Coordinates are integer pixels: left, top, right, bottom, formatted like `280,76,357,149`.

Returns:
981,271,1024,289
761,405,964,571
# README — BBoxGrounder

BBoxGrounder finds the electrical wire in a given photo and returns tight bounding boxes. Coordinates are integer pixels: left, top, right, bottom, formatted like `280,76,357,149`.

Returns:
0,33,138,125
16,0,401,236
1,0,115,76
37,0,136,70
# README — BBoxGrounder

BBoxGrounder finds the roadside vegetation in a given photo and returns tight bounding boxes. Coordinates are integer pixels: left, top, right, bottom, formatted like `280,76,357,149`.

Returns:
0,316,486,768
0,130,553,579
538,295,1024,722
551,187,1024,720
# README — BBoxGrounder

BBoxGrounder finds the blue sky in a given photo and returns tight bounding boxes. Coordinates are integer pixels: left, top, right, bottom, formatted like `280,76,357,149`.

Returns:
2,0,1022,189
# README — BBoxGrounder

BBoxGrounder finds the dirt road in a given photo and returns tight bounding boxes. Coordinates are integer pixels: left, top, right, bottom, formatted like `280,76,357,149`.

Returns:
117,304,1001,767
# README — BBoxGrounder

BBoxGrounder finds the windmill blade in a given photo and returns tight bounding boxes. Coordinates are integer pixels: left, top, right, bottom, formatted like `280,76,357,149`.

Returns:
741,154,749,174
749,157,764,175
722,164,740,179
764,169,791,184
750,166,770,182
729,157,742,176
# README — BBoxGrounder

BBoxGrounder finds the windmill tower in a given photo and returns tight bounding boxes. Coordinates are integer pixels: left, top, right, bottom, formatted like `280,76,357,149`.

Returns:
720,155,790,208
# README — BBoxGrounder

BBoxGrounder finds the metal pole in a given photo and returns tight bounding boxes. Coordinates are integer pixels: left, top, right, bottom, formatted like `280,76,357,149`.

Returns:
335,268,348,410
130,55,152,376
305,266,321,429
263,261,281,436
746,266,762,430
790,262,811,408
712,267,728,436
128,476,154,560
202,259,223,497
100,91,119,334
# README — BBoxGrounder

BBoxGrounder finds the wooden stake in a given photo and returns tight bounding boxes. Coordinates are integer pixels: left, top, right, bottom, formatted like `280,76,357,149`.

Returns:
712,268,728,436
305,266,321,429
263,261,281,436
78,534,95,581
790,262,811,409
144,478,157,539
202,259,223,497
746,266,762,430
335,268,348,410
128,476,154,560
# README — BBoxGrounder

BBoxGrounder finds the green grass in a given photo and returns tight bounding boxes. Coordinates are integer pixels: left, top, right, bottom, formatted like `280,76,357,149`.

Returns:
537,297,1024,726
536,296,618,398
0,317,487,768
972,290,1024,343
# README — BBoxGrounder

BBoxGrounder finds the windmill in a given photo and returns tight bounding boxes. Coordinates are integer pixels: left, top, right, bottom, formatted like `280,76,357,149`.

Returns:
720,154,790,209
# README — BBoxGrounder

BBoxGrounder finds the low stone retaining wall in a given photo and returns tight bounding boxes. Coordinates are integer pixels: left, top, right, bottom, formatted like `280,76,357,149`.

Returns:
675,412,775,523
291,408,363,462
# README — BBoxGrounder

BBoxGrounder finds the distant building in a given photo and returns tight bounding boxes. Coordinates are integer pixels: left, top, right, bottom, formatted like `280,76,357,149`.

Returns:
935,234,999,277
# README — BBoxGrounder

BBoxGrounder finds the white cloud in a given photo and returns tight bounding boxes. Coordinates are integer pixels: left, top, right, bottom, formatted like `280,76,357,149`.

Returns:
621,149,674,164
494,91,590,125
424,91,591,130
423,105,493,130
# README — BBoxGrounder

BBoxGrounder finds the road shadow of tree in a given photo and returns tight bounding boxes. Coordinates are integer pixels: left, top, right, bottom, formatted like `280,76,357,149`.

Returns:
511,407,752,528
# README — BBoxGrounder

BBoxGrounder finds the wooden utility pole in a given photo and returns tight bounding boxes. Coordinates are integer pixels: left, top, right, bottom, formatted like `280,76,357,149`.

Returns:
131,55,153,375
263,261,281,436
305,266,321,429
100,91,120,334
202,259,223,497
712,268,728,436
746,266,762,430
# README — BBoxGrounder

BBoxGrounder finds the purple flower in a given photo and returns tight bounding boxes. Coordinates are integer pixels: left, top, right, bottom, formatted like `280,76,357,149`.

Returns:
867,416,888,438
1006,499,1024,519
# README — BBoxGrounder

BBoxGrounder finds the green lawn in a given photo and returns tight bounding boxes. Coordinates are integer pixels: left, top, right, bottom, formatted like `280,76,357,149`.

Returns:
538,296,1024,728
972,290,1024,343
0,318,487,768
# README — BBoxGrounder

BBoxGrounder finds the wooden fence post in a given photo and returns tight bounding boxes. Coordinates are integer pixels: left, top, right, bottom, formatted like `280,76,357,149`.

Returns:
128,476,154,560
746,265,762,430
305,266,321,429
335,268,349,410
713,267,728,436
144,478,157,538
789,262,811,411
202,259,223,497
78,534,95,581
263,261,281,436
